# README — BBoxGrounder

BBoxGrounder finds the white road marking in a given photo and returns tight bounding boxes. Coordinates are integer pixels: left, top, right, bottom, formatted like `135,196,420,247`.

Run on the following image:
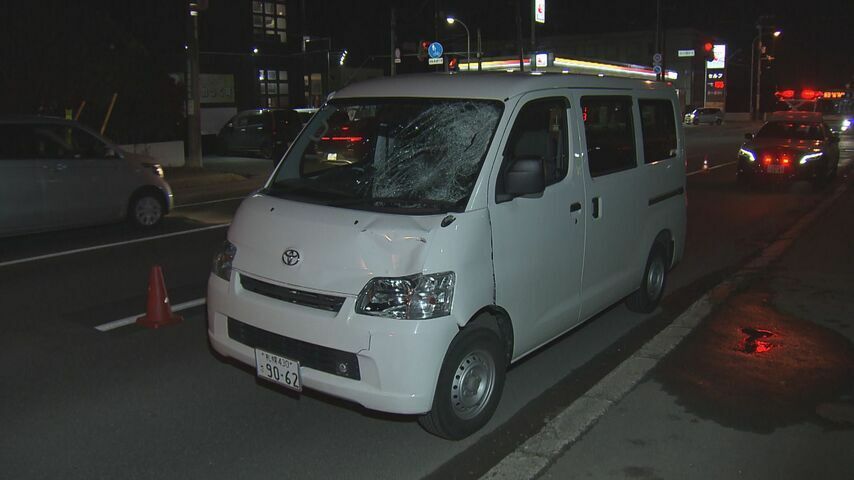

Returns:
174,196,248,209
0,224,230,269
481,179,851,480
95,298,207,332
686,160,736,176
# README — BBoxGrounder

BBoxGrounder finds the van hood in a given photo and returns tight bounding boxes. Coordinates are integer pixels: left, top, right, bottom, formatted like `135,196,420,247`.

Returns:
228,194,443,295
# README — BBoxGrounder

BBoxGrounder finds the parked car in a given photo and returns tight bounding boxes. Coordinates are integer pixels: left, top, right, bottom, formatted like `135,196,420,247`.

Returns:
0,116,173,237
207,72,686,440
736,111,840,188
218,108,305,160
684,107,724,125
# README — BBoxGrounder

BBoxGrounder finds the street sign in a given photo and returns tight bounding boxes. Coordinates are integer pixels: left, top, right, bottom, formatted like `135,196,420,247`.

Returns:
653,65,663,74
428,57,444,65
394,47,401,64
428,42,443,59
535,0,546,23
678,49,695,57
652,53,662,64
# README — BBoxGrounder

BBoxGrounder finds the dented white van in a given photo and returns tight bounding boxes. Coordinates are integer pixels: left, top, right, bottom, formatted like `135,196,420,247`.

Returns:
207,72,686,439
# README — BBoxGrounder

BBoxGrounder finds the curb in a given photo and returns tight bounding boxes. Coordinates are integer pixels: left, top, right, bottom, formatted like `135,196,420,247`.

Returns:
480,178,850,480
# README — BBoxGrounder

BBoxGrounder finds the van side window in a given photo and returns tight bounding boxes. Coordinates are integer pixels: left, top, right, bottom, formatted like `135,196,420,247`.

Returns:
639,99,677,163
497,97,568,197
581,96,637,176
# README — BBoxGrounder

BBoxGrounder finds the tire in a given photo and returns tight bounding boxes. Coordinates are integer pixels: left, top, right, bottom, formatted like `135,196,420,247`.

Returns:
128,191,165,228
418,323,506,440
260,141,274,160
625,243,668,313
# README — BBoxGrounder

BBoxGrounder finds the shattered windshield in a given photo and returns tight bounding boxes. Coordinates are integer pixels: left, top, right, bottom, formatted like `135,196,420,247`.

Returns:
266,98,504,214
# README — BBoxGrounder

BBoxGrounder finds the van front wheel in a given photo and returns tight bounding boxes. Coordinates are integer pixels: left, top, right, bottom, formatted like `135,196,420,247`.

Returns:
625,244,668,313
418,324,506,440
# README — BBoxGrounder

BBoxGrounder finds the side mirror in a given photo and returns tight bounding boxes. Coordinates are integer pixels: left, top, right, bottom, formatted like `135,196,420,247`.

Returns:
505,156,545,196
744,133,754,140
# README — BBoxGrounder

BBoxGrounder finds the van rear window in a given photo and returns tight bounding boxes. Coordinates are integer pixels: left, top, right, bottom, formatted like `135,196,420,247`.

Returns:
639,99,677,163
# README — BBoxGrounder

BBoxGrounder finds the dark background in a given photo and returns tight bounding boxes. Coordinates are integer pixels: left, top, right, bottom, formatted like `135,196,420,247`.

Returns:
2,1,851,142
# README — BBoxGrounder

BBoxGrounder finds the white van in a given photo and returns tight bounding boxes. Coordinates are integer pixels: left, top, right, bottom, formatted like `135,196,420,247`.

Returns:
207,72,686,439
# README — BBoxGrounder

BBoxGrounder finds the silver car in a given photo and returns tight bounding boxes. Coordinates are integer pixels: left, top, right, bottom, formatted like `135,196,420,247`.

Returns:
0,116,174,237
684,107,724,125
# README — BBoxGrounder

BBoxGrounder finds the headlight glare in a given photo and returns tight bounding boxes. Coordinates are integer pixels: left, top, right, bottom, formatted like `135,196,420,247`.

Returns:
799,152,823,164
738,148,756,162
212,241,237,281
356,272,455,320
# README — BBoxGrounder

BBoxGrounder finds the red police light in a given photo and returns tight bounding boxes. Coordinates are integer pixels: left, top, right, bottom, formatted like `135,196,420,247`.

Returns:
714,81,725,89
704,42,714,52
777,89,795,99
801,89,816,100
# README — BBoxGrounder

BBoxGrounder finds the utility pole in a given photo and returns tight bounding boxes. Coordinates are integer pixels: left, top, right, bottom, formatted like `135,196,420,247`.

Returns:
186,1,204,169
755,23,763,120
390,8,396,76
516,1,524,71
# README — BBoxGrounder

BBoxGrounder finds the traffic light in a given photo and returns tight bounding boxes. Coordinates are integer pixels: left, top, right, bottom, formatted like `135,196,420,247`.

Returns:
448,56,459,72
702,42,715,62
417,41,429,61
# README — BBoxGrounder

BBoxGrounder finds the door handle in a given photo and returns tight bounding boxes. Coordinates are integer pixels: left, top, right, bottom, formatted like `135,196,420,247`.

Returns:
592,197,600,219
570,202,582,213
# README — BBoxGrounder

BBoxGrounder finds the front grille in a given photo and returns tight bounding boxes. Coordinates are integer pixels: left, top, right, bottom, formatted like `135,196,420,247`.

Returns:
240,274,345,313
228,317,361,381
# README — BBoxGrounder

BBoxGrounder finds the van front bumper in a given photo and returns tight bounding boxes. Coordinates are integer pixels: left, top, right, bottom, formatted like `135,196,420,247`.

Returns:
206,273,460,415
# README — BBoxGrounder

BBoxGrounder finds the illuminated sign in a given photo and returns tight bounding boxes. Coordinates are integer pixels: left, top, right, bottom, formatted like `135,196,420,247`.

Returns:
535,0,545,23
706,44,726,69
678,49,695,57
535,52,550,67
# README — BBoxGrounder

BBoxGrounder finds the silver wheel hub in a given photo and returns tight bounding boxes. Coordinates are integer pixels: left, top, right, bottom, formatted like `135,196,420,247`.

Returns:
451,350,496,420
646,257,665,299
135,197,162,226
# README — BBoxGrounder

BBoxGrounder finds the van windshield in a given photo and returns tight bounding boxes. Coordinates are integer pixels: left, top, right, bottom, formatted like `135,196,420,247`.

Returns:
266,98,504,214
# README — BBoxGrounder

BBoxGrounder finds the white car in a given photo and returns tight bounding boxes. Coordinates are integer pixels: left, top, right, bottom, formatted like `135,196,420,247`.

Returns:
207,72,686,439
0,116,174,237
684,107,724,125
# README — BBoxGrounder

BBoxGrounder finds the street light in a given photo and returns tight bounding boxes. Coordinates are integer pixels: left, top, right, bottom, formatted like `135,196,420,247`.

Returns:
446,16,470,71
750,27,782,119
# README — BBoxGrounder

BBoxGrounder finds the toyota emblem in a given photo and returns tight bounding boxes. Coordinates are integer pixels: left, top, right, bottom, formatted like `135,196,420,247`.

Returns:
282,249,300,266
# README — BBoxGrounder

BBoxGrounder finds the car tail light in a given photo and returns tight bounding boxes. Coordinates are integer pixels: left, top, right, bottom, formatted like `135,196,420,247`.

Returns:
781,154,791,166
762,155,773,166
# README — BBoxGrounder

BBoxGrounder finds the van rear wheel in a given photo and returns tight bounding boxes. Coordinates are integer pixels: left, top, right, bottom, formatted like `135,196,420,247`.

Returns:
418,323,506,440
128,191,165,228
626,243,668,313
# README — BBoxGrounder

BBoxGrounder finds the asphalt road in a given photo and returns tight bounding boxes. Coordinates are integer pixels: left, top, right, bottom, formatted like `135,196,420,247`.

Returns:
1,126,850,479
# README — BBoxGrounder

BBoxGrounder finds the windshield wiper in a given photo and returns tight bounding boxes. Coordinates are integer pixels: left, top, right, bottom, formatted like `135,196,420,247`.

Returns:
328,197,464,213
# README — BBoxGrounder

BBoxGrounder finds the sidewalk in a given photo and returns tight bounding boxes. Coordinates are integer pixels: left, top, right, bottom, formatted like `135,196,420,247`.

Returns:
485,174,854,479
164,155,273,205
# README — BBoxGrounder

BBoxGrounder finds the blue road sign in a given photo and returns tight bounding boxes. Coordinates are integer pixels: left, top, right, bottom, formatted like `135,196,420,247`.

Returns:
428,42,443,59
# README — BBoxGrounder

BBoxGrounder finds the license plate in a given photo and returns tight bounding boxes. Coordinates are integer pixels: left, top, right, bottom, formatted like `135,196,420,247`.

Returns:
255,349,302,392
767,164,785,174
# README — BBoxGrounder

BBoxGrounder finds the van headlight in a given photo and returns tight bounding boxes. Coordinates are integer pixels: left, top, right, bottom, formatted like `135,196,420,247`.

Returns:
356,272,455,320
212,241,237,281
842,119,851,131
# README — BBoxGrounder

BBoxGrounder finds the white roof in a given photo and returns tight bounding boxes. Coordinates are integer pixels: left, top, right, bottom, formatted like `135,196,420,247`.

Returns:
331,72,673,101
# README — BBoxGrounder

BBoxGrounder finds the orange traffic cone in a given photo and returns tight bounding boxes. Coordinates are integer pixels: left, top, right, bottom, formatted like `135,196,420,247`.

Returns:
136,265,183,329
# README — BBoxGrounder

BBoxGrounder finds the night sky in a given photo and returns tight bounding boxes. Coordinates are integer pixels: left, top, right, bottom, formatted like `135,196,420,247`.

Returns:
3,0,852,108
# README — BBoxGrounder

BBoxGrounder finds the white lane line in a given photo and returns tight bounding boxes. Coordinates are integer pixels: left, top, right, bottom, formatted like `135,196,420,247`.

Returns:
95,298,207,332
0,224,230,269
686,160,736,176
174,196,248,209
